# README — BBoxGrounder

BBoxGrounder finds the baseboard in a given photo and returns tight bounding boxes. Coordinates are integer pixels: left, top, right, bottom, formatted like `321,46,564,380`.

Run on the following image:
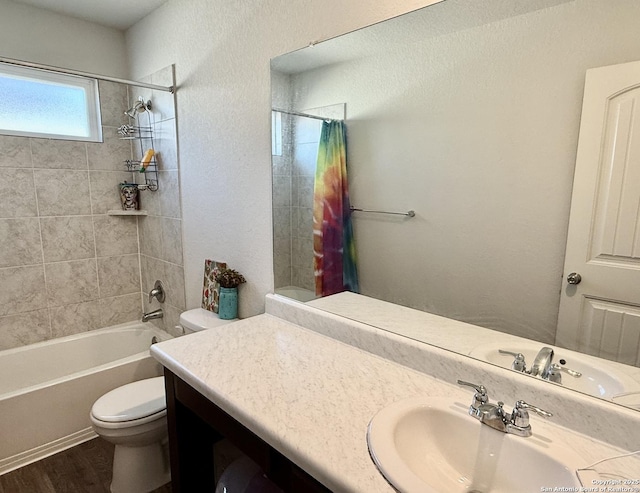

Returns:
0,428,97,476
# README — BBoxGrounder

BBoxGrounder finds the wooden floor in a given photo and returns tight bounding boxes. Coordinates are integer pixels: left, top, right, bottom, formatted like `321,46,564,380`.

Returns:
0,438,172,493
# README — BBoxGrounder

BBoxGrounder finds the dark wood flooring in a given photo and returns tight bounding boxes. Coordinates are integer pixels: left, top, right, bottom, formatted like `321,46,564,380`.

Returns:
0,438,172,493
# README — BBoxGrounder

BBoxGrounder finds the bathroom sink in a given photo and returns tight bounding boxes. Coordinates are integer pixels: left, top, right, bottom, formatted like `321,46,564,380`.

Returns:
468,341,640,399
367,396,583,493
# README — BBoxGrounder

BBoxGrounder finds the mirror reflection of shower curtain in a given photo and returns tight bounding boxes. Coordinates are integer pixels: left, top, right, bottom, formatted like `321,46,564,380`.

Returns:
313,120,359,296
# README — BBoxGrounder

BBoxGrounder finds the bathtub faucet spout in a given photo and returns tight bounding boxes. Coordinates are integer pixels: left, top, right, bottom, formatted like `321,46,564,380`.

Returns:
142,309,163,323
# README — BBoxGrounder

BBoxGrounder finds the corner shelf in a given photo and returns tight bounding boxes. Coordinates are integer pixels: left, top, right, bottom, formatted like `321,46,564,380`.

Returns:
107,210,149,216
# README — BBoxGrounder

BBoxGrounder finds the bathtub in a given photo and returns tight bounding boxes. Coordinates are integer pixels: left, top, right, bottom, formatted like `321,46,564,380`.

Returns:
0,321,172,475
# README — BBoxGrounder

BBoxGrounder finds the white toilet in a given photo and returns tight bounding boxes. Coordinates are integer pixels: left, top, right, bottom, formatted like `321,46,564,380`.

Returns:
177,307,237,335
90,308,236,493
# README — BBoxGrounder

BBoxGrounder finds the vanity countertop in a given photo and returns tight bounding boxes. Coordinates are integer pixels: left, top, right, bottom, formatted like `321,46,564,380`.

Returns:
307,292,640,386
151,313,636,492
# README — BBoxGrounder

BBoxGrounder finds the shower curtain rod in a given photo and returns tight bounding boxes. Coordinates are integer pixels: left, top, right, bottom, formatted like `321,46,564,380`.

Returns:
272,108,342,121
0,56,175,93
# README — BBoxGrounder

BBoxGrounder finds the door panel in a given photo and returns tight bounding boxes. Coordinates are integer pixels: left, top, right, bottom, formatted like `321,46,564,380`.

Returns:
578,298,640,366
557,60,640,367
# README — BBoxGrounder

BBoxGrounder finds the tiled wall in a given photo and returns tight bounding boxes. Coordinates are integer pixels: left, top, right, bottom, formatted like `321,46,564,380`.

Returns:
0,80,141,350
290,116,320,291
0,67,184,351
273,113,293,289
272,114,319,292
134,66,186,337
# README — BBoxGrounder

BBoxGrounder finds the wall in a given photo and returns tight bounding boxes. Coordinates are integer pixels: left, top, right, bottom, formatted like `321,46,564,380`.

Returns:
0,81,141,350
125,0,443,318
0,0,127,77
289,115,319,293
281,0,640,344
272,112,293,289
131,66,185,336
272,114,319,293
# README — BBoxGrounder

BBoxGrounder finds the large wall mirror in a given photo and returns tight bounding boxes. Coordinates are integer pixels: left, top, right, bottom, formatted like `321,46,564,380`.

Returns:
270,0,640,412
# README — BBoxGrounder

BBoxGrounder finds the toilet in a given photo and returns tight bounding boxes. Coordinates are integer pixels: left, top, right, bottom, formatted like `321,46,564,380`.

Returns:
90,308,236,493
178,307,237,335
90,377,169,493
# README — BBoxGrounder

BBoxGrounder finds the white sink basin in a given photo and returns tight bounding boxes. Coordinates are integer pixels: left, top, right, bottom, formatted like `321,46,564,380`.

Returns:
367,396,583,493
468,341,640,399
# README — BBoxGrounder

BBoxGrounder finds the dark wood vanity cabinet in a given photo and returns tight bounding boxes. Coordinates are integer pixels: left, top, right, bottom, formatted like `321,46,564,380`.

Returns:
163,368,332,493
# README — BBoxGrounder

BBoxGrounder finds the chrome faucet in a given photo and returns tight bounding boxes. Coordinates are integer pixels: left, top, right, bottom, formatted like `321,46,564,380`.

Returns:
457,380,552,437
530,346,554,378
499,346,582,385
142,308,163,322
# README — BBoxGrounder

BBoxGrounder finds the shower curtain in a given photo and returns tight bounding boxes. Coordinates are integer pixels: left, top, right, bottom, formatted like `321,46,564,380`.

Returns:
313,119,359,297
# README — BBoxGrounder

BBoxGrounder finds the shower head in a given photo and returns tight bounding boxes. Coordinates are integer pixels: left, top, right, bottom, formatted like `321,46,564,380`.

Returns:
124,97,152,118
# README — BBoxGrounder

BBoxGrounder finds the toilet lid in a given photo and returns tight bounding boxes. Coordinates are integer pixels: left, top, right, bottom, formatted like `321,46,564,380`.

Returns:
91,376,166,423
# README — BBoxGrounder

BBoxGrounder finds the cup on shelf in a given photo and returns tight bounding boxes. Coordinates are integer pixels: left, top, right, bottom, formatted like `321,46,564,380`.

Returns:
119,182,140,211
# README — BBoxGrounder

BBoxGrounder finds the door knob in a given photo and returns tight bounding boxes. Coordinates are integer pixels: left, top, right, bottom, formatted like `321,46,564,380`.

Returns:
567,272,582,285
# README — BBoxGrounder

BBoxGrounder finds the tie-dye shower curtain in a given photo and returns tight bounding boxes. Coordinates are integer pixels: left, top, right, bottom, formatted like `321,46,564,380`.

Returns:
313,120,359,297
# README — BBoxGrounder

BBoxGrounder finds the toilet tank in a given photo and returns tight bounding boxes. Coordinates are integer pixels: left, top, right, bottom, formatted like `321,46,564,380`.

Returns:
179,308,236,334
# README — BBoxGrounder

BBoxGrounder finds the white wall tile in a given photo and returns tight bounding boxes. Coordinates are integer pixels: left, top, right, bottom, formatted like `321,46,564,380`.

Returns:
34,169,92,216
100,292,142,326
87,126,132,171
45,259,99,307
93,215,139,257
50,301,101,338
0,310,50,350
0,136,32,168
97,254,141,298
0,169,37,218
31,139,88,170
0,218,43,268
0,265,45,316
41,215,95,262
89,170,134,214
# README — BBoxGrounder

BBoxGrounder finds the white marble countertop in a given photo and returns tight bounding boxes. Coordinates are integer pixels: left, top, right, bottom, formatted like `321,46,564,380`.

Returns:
151,313,637,492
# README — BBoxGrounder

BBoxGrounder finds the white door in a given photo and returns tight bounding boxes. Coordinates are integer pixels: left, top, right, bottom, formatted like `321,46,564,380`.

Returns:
556,61,640,367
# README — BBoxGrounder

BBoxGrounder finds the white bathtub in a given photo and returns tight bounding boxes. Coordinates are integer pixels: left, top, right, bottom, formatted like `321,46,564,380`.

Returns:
0,321,171,475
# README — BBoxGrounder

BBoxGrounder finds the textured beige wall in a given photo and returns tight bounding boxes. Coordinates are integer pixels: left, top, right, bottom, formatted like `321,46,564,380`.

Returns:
0,0,128,77
125,0,441,318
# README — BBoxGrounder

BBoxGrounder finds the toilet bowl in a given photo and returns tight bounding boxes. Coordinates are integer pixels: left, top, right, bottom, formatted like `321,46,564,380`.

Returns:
91,309,236,492
90,376,169,493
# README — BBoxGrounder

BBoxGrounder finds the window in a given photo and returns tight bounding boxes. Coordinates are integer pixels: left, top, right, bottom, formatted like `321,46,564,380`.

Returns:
0,62,102,142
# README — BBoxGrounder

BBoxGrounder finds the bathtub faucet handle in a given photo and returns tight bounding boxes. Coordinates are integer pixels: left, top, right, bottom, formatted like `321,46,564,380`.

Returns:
148,280,165,304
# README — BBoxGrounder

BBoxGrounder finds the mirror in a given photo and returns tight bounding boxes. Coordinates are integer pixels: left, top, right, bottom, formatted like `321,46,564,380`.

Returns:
271,0,640,411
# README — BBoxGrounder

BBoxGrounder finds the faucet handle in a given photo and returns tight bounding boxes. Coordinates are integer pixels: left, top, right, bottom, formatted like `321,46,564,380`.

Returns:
457,380,489,407
148,280,165,304
547,363,582,384
511,400,552,427
499,349,527,372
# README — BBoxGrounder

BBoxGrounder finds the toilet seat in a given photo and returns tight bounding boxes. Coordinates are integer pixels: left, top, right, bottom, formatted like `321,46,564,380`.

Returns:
91,376,166,429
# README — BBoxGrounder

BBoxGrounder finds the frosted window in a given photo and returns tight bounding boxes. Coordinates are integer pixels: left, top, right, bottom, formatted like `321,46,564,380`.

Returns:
0,63,101,142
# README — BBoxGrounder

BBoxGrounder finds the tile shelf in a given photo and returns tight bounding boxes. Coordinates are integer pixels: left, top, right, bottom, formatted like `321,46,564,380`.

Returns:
107,210,149,216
